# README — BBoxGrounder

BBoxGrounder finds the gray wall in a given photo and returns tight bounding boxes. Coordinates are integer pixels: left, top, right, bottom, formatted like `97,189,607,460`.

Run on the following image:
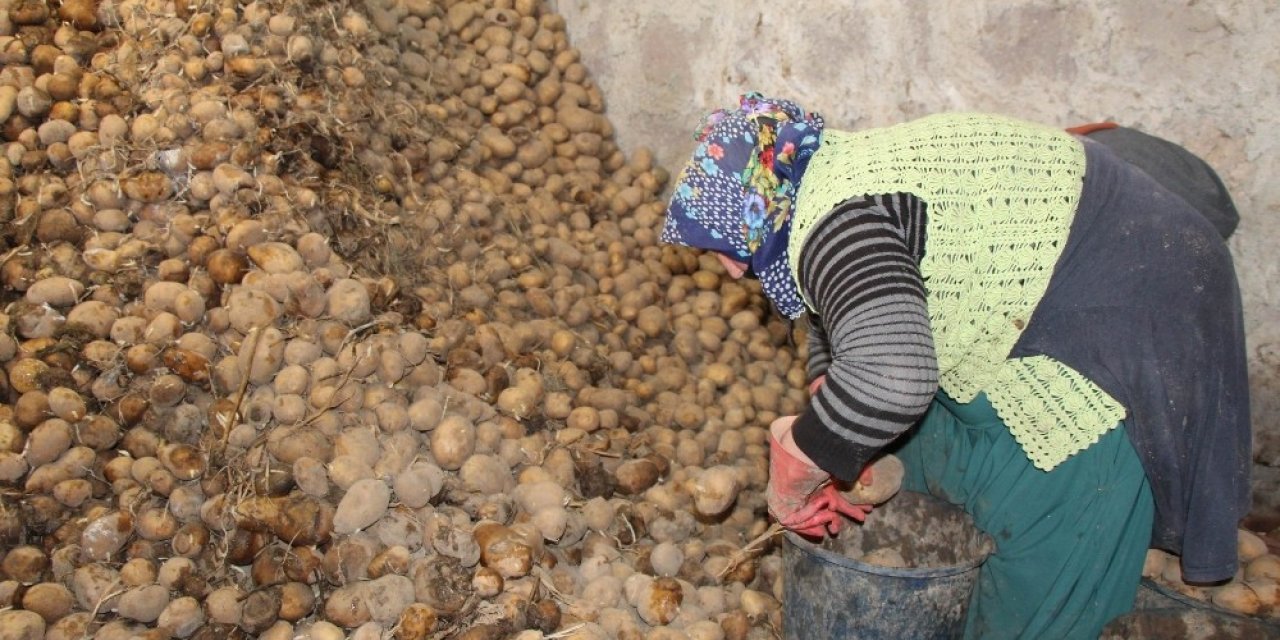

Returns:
553,0,1280,502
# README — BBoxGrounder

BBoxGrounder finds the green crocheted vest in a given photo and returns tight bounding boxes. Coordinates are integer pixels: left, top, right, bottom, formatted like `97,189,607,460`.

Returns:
789,113,1126,471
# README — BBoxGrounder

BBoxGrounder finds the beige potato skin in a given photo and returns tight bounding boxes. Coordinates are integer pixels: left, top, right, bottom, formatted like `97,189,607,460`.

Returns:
841,454,906,505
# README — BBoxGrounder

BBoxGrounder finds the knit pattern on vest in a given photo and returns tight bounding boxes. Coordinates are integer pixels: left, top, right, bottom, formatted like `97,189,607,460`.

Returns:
789,113,1126,470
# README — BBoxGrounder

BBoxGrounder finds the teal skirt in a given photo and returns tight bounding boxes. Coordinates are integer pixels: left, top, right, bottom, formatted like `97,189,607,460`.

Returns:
893,390,1154,640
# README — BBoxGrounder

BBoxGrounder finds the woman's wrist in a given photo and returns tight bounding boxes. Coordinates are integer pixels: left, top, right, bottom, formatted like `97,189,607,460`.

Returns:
770,415,817,467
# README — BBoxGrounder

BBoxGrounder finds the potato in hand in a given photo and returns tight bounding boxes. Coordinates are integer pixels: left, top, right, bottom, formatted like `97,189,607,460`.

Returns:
840,454,905,505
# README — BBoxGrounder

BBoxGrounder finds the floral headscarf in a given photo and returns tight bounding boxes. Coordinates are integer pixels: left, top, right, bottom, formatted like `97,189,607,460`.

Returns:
660,92,824,319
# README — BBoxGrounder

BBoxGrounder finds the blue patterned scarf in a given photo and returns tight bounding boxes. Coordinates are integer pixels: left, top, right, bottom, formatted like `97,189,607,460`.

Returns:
660,92,824,319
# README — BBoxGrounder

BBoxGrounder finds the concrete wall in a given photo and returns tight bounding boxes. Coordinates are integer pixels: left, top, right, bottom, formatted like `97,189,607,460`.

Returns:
552,1,1280,507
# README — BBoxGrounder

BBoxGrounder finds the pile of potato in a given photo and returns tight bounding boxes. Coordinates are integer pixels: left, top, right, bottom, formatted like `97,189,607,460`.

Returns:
0,0,810,638
1144,529,1280,623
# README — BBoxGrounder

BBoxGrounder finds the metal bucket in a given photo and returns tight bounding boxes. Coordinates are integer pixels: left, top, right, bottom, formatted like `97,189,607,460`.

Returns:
782,491,994,639
1125,578,1280,637
1101,607,1278,639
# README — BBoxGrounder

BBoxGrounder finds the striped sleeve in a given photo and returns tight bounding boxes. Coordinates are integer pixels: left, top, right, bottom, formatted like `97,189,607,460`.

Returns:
792,193,939,482
805,314,832,382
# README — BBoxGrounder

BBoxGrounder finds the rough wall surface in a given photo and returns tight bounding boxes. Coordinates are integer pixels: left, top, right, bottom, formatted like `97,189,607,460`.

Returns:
553,1,1280,508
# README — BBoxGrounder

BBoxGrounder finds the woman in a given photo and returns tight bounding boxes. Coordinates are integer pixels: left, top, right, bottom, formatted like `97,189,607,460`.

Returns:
660,93,1251,639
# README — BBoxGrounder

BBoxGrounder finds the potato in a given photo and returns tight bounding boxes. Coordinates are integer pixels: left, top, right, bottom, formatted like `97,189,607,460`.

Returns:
1211,581,1262,616
1240,529,1270,563
241,587,282,633
240,327,287,384
71,564,122,613
567,406,601,433
1244,554,1280,583
20,582,74,623
635,305,668,338
14,303,65,339
495,384,539,418
374,402,410,433
841,454,905,505
333,478,391,534
615,458,661,495
430,414,477,470
296,233,332,267
326,279,372,325
274,364,311,395
525,504,567,542
118,584,170,623
324,584,371,628
44,612,92,640
51,479,92,507
204,587,244,625
65,301,119,337
393,462,446,508
395,604,439,640
80,511,134,561
0,418,26,453
861,547,908,568
157,596,205,638
227,289,282,332
46,387,86,422
158,443,205,481
0,451,27,483
472,566,504,598
0,610,45,640
650,542,684,578
327,455,374,490
279,582,316,622
119,558,158,587
142,281,188,315
1142,548,1171,579
142,313,180,347
690,466,741,517
1247,578,1280,610
513,480,568,515
25,276,84,307
173,289,207,323
24,418,74,466
7,359,49,394
135,507,179,540
249,242,306,273
632,576,682,626
292,457,331,498
474,522,534,579
363,574,416,627
267,428,333,465
207,249,249,285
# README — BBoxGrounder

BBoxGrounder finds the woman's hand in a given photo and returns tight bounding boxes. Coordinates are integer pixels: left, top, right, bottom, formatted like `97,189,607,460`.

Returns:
767,416,871,537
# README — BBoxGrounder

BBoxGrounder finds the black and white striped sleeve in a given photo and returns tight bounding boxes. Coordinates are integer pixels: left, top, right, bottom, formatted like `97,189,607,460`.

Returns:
791,193,939,482
805,314,832,383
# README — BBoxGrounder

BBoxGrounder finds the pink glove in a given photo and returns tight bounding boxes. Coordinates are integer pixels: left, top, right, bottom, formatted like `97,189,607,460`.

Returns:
807,374,826,396
767,416,871,538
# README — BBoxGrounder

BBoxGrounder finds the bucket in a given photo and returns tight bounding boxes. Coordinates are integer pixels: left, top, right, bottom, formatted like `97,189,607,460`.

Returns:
1100,607,1278,639
1134,577,1215,612
1128,578,1280,636
781,490,995,640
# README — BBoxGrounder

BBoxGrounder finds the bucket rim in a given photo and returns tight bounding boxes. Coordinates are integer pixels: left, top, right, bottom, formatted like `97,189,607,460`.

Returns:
1139,577,1213,610
784,529,991,578
1138,578,1280,631
1109,603,1280,636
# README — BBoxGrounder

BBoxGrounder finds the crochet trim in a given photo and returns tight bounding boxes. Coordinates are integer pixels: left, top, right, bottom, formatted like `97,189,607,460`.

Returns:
987,357,1127,470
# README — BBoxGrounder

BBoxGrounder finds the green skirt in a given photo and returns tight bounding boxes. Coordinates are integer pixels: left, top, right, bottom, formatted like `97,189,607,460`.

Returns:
893,390,1154,640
